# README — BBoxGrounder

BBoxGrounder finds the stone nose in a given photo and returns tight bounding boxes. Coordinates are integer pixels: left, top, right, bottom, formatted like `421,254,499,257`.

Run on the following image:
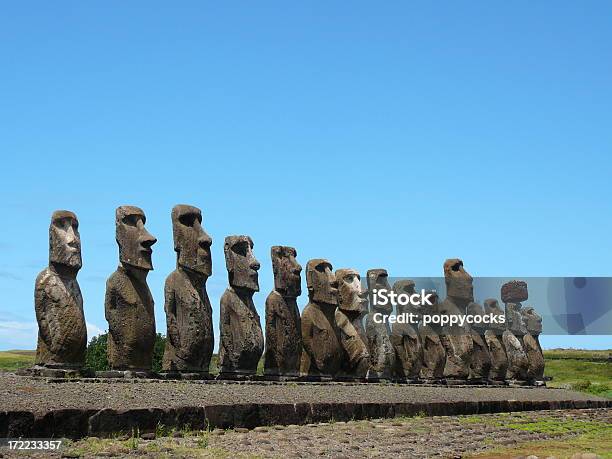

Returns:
140,230,157,248
250,259,260,271
199,231,212,249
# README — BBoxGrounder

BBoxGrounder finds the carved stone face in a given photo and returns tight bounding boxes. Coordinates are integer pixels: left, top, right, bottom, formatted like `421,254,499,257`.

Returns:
393,279,418,315
306,259,338,305
271,246,302,297
521,306,542,335
172,205,212,277
484,298,506,332
49,210,82,270
336,268,367,313
116,206,157,271
367,269,393,314
443,259,473,302
501,280,528,304
224,235,260,292
506,302,527,335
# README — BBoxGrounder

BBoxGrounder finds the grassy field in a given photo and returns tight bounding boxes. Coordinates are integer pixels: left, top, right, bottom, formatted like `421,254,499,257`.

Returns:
0,349,35,371
1,348,609,398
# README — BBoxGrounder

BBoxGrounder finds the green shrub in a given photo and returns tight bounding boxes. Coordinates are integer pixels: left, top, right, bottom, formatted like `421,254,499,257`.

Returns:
84,333,166,372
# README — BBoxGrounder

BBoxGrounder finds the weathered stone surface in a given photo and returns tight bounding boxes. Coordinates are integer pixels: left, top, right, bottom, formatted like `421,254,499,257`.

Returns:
483,299,508,381
365,269,395,381
334,268,369,379
264,246,303,377
418,291,446,380
501,280,528,304
300,259,342,378
162,205,214,373
466,302,491,381
438,259,474,380
105,206,157,370
390,280,422,380
502,288,529,382
219,236,264,376
35,210,87,368
522,306,545,383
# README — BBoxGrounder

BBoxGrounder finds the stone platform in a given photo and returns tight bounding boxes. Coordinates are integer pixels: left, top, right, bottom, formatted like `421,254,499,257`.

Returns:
0,373,609,440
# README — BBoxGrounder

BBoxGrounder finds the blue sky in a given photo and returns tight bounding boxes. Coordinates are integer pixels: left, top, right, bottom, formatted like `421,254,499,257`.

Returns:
0,1,611,351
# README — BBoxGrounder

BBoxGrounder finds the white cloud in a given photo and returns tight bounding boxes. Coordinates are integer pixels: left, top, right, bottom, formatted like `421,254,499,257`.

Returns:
86,322,105,339
0,321,37,350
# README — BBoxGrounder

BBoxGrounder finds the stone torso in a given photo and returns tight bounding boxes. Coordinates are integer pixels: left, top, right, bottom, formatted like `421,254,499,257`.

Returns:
105,267,156,370
218,286,264,375
335,308,369,378
437,298,473,380
35,267,86,367
365,314,395,379
502,330,528,381
264,290,302,376
418,324,446,379
522,333,545,382
300,302,343,377
390,320,423,380
484,330,508,381
162,269,214,372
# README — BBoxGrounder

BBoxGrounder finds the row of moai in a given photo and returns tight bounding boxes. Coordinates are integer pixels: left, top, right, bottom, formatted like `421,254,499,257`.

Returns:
31,206,544,384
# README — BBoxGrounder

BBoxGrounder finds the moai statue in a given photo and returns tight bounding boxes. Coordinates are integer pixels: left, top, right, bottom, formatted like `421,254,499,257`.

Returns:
300,259,343,379
483,298,508,383
365,269,396,381
501,280,529,383
334,268,370,380
418,290,446,381
521,306,545,384
162,205,214,377
466,301,492,382
218,236,264,377
390,280,423,382
263,246,303,378
105,206,157,373
33,211,87,373
438,259,474,382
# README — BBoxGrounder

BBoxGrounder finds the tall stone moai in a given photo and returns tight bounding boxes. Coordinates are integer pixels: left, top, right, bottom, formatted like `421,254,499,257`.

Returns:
483,298,509,383
501,280,529,383
418,290,446,381
263,246,303,378
300,259,343,379
465,301,492,382
105,206,157,373
34,211,87,372
334,268,370,380
365,269,396,381
521,306,545,384
390,280,423,382
437,259,474,382
162,205,214,377
218,235,264,378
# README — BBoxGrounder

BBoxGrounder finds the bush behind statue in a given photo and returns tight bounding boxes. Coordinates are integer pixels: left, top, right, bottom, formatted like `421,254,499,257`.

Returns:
85,332,166,372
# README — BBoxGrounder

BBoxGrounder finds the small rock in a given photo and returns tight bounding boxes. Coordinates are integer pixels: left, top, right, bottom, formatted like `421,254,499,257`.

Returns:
211,429,225,436
140,432,155,440
172,431,183,438
253,426,268,432
234,427,249,433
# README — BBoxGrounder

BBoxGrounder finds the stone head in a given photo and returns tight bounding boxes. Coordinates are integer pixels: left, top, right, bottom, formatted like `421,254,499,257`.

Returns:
116,206,157,271
501,280,528,304
271,246,302,297
367,268,393,314
393,279,418,315
336,268,367,313
224,235,260,292
172,204,212,277
521,306,542,335
49,210,82,270
306,259,338,305
443,258,474,302
483,298,506,332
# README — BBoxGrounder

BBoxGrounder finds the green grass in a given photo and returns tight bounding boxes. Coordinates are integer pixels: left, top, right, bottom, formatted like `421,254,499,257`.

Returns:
544,354,612,399
544,348,611,361
0,350,35,370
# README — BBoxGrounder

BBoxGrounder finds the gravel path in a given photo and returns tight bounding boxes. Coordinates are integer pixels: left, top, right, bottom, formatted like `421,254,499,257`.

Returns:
0,373,607,414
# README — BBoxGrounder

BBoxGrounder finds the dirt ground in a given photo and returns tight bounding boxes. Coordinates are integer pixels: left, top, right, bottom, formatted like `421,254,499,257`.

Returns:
3,408,610,458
